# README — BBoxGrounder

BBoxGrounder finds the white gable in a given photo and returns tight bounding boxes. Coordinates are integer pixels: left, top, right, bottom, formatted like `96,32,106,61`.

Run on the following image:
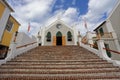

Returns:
45,19,74,31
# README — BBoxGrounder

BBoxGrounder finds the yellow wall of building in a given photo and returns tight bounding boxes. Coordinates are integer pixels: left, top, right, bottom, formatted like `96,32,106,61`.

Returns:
1,16,20,47
0,1,5,18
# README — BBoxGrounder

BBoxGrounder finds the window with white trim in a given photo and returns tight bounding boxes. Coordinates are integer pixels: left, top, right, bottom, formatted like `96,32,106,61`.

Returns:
67,31,72,41
6,20,13,32
46,32,51,42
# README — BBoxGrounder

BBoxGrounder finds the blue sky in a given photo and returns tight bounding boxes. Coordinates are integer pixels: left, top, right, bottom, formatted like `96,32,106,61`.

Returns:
7,0,118,35
52,0,88,15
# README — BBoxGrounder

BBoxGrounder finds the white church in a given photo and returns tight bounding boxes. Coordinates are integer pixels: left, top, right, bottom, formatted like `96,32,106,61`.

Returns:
37,19,78,46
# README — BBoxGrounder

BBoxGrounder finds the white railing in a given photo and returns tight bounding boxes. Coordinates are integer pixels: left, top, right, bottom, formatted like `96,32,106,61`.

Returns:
0,42,38,65
79,36,120,66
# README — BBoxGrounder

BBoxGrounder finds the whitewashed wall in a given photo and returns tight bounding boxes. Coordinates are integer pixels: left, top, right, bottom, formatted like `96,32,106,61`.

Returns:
109,1,120,45
0,32,38,65
44,20,75,46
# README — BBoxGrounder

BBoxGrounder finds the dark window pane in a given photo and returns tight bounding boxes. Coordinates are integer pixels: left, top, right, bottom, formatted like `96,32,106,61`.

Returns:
6,20,13,32
46,32,51,42
67,31,72,41
104,44,111,58
99,28,104,36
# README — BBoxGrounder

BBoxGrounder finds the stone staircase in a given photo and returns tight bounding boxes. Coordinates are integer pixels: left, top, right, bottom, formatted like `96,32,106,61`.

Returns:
0,46,120,80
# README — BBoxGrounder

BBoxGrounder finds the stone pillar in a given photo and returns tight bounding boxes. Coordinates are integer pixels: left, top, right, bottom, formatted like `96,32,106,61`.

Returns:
97,40,111,60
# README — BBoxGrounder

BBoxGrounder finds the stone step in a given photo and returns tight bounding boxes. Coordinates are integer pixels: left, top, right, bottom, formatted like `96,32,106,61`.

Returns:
0,68,119,73
12,57,102,61
0,72,120,78
2,63,114,68
9,59,106,62
16,56,99,59
5,61,111,65
1,63,115,68
0,65,118,69
1,76,120,80
17,54,99,57
13,58,102,61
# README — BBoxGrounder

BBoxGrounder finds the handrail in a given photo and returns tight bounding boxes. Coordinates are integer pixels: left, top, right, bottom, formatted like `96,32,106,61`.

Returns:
81,41,120,54
90,32,112,34
0,42,37,54
16,42,37,49
88,43,98,48
86,43,98,49
96,32,113,39
81,41,98,48
103,48,120,55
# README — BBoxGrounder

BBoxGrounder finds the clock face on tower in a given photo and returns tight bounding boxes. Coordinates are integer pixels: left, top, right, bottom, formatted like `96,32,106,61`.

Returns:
56,24,62,29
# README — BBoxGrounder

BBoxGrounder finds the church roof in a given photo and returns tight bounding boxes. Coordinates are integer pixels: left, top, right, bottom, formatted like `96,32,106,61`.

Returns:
45,19,74,31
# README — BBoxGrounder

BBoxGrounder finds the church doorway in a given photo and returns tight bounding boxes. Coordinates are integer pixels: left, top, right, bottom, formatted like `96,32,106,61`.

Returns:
56,31,62,46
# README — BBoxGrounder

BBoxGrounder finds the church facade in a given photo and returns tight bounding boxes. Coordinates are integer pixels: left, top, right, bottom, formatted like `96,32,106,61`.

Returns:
38,19,78,46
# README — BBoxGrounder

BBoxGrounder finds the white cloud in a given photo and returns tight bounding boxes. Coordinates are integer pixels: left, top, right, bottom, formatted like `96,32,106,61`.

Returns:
62,7,79,24
79,0,118,35
85,0,118,23
8,0,56,35
46,0,118,36
8,0,119,36
44,7,79,27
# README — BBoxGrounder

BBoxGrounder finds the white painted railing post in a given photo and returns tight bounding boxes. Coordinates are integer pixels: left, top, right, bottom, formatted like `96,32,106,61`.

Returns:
6,42,17,61
78,35,82,46
87,31,94,46
77,31,81,46
97,40,111,60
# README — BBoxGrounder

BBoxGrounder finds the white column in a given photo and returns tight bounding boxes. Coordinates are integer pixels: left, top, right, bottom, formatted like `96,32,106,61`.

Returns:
78,35,82,46
86,31,94,45
73,27,77,45
97,40,111,60
41,28,45,46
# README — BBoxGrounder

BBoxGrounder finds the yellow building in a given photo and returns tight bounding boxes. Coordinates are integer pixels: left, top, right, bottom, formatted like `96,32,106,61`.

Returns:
0,15,20,47
0,0,14,42
0,0,5,18
0,0,20,59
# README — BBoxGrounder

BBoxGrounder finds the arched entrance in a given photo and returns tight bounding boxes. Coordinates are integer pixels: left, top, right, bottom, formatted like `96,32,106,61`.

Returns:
56,31,62,45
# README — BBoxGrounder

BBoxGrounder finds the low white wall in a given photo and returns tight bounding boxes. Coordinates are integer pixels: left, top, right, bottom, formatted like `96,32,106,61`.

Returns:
0,32,38,65
80,40,120,67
